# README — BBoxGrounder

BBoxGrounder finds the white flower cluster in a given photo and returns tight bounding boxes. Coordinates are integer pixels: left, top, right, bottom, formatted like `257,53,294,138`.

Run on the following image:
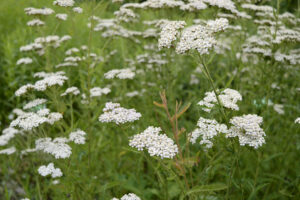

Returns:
104,68,135,79
158,20,186,49
112,0,124,3
35,137,72,159
65,47,80,55
90,87,111,97
73,7,83,13
23,98,47,110
27,19,45,27
15,71,68,96
295,118,300,124
114,8,139,23
16,57,33,65
189,117,228,148
124,0,185,9
38,163,63,178
0,146,16,155
207,18,229,32
90,17,142,41
112,193,141,200
53,0,75,7
198,88,242,112
24,7,54,16
10,110,62,131
56,13,68,21
0,128,20,146
273,104,284,115
176,18,228,54
241,3,274,13
69,129,86,144
61,86,80,96
20,35,71,55
227,114,266,148
203,0,237,13
99,102,141,124
129,126,178,159
274,51,300,65
180,0,207,11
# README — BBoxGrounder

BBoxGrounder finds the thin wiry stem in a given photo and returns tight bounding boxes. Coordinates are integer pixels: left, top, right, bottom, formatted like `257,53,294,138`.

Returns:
198,55,228,124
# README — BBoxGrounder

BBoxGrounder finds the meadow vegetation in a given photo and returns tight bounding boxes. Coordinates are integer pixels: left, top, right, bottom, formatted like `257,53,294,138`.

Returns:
0,0,299,199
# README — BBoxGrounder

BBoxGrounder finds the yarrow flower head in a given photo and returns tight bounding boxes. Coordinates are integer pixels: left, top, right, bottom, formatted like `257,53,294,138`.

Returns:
56,13,68,21
189,117,228,149
15,71,68,96
176,18,228,55
129,126,178,159
198,88,242,112
38,163,63,178
35,137,72,159
158,20,186,49
99,102,141,124
23,98,47,110
53,0,75,7
61,86,80,96
90,87,111,97
17,57,33,65
227,114,266,149
207,18,229,32
24,7,54,16
0,128,20,146
0,146,16,155
27,19,45,26
104,68,135,79
73,7,83,13
295,117,300,124
10,110,62,130
69,129,86,144
114,8,139,23
112,193,141,200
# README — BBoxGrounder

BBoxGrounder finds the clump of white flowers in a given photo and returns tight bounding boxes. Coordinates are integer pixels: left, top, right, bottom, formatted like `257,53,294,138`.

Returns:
114,8,139,23
35,137,72,159
10,110,62,131
38,163,63,178
90,87,111,97
73,7,83,13
295,117,300,124
99,102,141,124
176,18,228,54
61,86,80,96
23,99,47,110
69,129,86,144
158,20,186,49
16,57,33,65
227,114,266,148
207,18,229,32
56,13,68,21
189,117,228,149
0,146,16,155
104,68,135,79
112,193,141,200
180,0,207,11
198,88,242,112
15,71,68,96
24,7,54,16
27,19,45,27
129,126,178,159
53,0,75,7
0,128,20,146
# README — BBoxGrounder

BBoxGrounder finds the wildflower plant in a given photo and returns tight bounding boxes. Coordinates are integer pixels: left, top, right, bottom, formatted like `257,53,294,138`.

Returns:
0,0,299,199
